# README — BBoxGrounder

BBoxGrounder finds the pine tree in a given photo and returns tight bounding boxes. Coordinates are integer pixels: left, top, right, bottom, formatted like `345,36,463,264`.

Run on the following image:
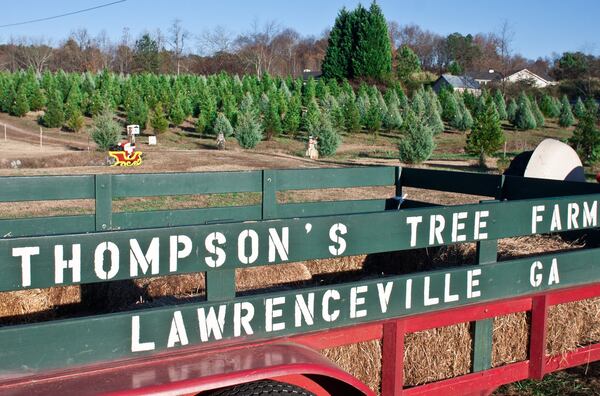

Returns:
569,105,600,164
427,105,445,135
559,95,575,127
398,108,435,164
322,8,354,79
302,98,321,132
313,114,341,157
352,2,392,81
90,109,121,151
263,98,282,140
439,88,459,124
384,102,403,131
283,95,301,134
514,93,536,130
168,96,186,127
65,104,85,133
456,102,473,132
364,101,383,134
507,98,518,124
127,97,149,129
573,97,586,119
42,90,65,128
235,110,263,149
213,112,234,148
466,95,505,165
396,45,421,82
493,90,508,120
150,102,169,134
540,95,560,118
531,99,545,128
10,84,30,117
344,98,361,133
28,80,46,111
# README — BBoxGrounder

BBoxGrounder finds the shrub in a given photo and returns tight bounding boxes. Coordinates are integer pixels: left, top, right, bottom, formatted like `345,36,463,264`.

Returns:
90,110,121,151
398,109,434,164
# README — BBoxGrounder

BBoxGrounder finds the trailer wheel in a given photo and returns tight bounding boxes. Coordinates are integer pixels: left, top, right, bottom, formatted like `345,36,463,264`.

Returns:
207,380,316,396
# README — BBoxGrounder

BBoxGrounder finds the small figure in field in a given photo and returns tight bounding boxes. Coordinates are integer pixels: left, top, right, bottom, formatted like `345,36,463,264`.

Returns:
216,132,226,150
306,135,319,159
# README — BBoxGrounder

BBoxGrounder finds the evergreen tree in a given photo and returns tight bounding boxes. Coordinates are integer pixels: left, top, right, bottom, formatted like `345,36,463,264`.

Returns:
344,98,361,133
396,45,421,82
427,105,445,135
321,94,345,128
439,88,460,124
352,2,392,81
455,102,473,132
398,108,435,164
283,95,301,134
302,98,321,132
168,96,186,127
10,84,30,117
411,90,426,116
364,100,383,134
28,80,46,111
531,99,545,128
1,82,15,113
302,78,316,106
263,98,282,140
313,114,341,157
322,8,354,79
235,110,263,149
127,97,149,129
559,95,575,127
466,95,505,165
507,98,518,124
384,102,403,131
90,109,121,151
540,94,560,118
65,104,85,133
213,112,234,148
493,90,508,120
573,97,586,119
150,102,169,134
42,90,65,128
569,106,600,164
514,93,536,130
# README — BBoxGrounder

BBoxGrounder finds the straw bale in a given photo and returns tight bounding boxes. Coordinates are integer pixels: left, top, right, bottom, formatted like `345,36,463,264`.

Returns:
547,298,600,355
321,340,382,393
0,286,80,325
492,313,529,367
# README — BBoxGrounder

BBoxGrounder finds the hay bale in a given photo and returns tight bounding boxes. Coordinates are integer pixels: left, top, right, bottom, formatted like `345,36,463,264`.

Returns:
404,322,472,386
236,263,313,293
0,286,80,325
321,340,382,393
547,298,600,355
492,312,529,367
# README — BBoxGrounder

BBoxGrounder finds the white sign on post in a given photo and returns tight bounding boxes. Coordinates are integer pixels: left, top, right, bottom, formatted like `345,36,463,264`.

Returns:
148,136,157,145
127,125,140,135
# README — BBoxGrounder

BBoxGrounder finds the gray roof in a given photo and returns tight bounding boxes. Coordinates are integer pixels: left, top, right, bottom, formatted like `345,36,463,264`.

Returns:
466,70,503,81
439,74,481,90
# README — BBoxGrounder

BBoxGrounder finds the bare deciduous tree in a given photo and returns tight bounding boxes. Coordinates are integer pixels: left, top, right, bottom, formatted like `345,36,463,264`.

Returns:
168,19,189,74
235,19,281,77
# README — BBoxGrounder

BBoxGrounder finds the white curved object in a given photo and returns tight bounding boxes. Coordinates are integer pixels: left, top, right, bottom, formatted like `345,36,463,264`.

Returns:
524,138,585,182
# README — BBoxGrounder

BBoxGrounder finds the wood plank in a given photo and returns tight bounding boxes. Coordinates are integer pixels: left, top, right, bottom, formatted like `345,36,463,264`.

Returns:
276,167,395,191
0,175,95,202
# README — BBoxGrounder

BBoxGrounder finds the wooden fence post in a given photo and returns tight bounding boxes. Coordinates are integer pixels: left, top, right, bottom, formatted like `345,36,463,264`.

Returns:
3,124,6,142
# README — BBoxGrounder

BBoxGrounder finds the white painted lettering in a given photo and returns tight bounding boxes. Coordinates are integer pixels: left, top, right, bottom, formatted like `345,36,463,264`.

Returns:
548,258,560,285
169,235,192,272
467,269,482,298
532,205,545,233
12,246,39,287
474,210,489,240
451,212,468,242
406,216,423,247
54,244,81,284
322,289,340,322
238,230,259,264
583,201,598,227
167,311,189,348
233,302,254,337
205,232,226,268
550,204,562,231
568,203,580,230
429,215,445,245
376,282,394,313
197,306,227,342
328,223,347,256
266,296,286,332
130,238,160,277
94,242,120,280
405,279,413,309
444,273,459,303
268,227,289,262
294,293,315,327
424,276,440,306
350,285,368,318
131,315,155,352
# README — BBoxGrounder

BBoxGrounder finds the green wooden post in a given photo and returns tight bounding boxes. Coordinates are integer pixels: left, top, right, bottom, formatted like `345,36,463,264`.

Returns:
262,169,277,220
95,174,112,231
472,199,499,372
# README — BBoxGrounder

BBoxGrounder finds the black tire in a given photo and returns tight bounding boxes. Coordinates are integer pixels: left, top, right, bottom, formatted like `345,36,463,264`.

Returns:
207,380,316,396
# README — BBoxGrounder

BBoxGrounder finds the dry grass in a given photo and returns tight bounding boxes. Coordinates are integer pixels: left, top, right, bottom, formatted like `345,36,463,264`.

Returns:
322,340,382,392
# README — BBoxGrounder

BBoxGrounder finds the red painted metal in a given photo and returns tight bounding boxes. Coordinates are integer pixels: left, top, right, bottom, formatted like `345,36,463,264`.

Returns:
401,362,530,396
545,342,600,373
0,343,374,396
381,320,406,396
529,295,550,380
1,284,600,396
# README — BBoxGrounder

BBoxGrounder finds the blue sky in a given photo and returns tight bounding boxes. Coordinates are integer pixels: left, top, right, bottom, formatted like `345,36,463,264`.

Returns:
0,0,598,59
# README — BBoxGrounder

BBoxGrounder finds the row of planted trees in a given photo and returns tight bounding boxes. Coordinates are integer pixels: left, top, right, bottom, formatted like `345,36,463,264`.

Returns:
0,69,597,160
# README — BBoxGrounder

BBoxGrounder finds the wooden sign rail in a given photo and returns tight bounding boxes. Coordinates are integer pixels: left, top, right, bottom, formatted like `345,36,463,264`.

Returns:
0,166,599,395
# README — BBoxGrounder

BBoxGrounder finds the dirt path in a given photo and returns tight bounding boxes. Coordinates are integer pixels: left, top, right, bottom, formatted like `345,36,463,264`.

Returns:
0,120,92,151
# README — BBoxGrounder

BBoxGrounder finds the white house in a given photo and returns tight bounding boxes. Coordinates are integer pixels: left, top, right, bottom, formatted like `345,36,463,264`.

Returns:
502,69,557,88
